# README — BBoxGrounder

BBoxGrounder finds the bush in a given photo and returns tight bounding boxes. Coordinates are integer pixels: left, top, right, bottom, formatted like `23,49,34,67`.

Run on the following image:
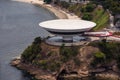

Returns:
94,51,105,64
81,6,86,13
82,13,93,20
48,61,61,71
85,3,96,12
68,4,77,12
33,37,42,44
21,37,42,63
47,51,55,57
68,4,81,13
60,45,79,62
90,41,120,68
91,51,106,67
38,60,47,69
94,51,105,59
81,3,96,13
21,44,41,63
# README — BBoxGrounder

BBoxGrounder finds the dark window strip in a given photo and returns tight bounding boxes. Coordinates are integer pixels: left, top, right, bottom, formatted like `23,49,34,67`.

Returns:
47,30,84,35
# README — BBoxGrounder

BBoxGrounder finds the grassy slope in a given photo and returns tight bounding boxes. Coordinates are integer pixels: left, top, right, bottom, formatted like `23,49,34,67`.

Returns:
92,7,109,31
59,2,109,31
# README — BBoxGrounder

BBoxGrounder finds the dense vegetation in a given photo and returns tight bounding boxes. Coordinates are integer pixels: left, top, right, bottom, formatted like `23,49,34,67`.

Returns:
60,44,79,62
21,37,120,79
21,37,80,72
21,37,42,63
21,36,120,70
91,0,120,28
92,0,120,15
89,40,120,69
55,1,109,31
43,0,119,30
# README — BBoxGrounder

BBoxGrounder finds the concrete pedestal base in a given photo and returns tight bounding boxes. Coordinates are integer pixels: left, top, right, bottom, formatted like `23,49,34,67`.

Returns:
62,36,73,42
45,36,88,46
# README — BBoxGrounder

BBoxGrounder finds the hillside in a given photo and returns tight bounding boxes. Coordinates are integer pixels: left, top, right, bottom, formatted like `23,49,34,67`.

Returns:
11,37,120,80
92,6,109,31
56,2,109,31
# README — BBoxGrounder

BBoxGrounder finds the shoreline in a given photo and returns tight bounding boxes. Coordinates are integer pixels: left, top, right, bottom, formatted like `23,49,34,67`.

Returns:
11,59,56,80
14,0,80,19
11,53,120,80
10,0,80,80
10,0,120,80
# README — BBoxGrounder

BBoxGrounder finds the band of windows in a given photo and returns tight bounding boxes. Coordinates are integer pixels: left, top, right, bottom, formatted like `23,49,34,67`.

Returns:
47,30,84,35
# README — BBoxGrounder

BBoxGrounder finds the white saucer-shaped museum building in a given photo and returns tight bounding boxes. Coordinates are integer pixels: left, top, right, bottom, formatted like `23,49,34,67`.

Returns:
39,19,96,46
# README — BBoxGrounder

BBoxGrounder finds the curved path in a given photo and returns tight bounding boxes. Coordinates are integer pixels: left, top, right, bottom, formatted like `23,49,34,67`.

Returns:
0,0,56,80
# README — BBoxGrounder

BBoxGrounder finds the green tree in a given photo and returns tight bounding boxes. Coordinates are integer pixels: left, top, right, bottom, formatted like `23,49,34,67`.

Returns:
85,3,96,12
82,13,93,20
60,45,79,62
33,37,42,44
90,41,120,67
21,37,42,63
94,51,105,59
91,51,106,67
91,0,120,15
